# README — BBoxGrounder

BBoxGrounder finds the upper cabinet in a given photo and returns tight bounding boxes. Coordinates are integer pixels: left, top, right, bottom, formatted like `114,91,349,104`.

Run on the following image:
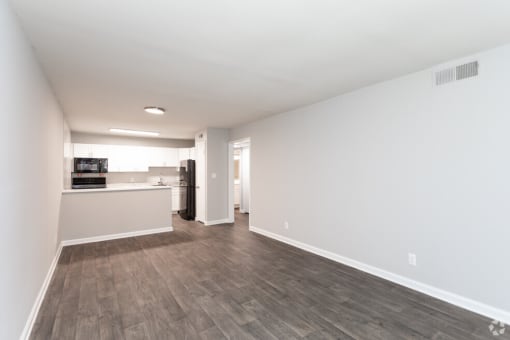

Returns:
109,145,149,172
147,147,179,167
178,147,196,161
73,143,93,158
73,143,113,159
73,143,185,172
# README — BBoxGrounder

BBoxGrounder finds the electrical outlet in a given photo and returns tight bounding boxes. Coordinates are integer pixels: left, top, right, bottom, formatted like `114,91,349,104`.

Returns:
284,221,289,230
408,253,417,266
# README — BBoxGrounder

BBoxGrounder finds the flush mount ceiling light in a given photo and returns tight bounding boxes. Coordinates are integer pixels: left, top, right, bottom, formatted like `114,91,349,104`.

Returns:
144,106,165,115
109,128,160,137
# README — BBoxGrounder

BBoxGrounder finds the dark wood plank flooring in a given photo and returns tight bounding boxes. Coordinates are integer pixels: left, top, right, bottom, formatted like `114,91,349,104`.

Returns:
30,211,506,339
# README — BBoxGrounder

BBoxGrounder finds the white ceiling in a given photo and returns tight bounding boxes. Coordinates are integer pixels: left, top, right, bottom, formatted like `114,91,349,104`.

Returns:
9,0,510,139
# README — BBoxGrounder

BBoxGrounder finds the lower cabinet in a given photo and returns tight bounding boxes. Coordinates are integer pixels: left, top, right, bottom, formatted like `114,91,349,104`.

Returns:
234,183,240,206
172,190,180,212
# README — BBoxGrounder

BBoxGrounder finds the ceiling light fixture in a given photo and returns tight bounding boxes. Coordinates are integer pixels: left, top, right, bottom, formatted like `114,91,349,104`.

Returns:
109,128,160,137
144,106,165,115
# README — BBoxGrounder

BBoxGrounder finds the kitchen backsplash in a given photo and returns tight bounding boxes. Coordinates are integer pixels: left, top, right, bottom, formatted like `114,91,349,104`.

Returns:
106,167,181,185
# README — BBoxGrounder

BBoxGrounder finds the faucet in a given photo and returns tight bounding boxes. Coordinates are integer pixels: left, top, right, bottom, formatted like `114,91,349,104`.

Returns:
158,176,164,185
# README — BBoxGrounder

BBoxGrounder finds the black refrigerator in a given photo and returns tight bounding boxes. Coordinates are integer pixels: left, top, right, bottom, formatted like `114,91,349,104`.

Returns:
178,159,196,220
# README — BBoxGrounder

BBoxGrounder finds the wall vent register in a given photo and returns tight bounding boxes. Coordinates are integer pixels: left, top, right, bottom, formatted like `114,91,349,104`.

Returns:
434,61,479,86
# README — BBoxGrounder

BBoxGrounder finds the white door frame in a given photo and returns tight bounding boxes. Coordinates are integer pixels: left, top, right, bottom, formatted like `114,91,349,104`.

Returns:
228,138,251,223
195,138,206,223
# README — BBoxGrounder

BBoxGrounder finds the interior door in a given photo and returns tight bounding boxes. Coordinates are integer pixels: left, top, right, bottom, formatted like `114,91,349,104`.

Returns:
195,140,206,222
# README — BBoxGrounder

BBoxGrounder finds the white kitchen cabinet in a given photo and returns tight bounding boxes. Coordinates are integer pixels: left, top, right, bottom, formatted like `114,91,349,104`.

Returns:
106,145,122,172
73,144,110,158
73,144,93,157
107,145,136,172
164,148,179,167
147,147,165,167
147,147,179,167
178,148,188,161
171,189,180,212
127,146,149,172
101,145,149,172
178,147,196,161
92,144,109,158
73,143,181,172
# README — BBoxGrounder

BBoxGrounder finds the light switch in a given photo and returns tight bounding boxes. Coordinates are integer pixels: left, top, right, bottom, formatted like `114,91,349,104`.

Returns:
211,172,217,179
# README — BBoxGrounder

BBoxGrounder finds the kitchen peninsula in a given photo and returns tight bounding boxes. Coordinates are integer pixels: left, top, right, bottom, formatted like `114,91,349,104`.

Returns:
59,183,173,244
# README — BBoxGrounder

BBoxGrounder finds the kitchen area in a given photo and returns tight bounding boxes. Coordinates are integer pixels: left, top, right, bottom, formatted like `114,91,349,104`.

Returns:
59,133,197,244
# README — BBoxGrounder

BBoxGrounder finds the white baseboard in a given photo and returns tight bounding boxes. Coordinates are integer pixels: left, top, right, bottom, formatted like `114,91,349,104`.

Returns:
20,242,63,340
249,226,510,325
204,218,233,226
61,226,173,246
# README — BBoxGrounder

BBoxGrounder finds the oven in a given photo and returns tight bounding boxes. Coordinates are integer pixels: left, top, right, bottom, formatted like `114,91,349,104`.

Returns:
71,176,106,189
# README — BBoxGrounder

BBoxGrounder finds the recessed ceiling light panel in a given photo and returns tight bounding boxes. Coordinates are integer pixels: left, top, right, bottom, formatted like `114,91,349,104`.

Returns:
144,106,165,115
109,128,160,137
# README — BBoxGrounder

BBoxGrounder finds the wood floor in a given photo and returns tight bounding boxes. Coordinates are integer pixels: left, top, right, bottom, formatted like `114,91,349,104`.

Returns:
31,211,505,340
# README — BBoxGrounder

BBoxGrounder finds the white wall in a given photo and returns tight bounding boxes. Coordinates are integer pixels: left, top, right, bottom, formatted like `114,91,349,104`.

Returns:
231,44,510,315
0,1,65,338
206,128,230,222
105,167,180,185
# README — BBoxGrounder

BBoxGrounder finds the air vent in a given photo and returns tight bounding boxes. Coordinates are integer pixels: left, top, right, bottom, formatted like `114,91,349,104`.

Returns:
434,61,478,86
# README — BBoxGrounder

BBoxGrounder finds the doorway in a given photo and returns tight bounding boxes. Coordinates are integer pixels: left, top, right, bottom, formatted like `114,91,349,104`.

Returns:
228,138,250,226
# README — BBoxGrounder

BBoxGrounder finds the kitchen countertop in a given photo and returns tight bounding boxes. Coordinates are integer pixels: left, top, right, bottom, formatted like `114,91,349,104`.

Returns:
62,182,173,194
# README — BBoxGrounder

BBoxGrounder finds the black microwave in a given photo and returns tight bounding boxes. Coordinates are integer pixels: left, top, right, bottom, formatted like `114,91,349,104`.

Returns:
74,158,108,173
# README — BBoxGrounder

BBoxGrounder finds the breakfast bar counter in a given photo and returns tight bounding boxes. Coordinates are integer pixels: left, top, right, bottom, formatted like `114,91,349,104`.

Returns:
59,184,173,243
62,182,172,194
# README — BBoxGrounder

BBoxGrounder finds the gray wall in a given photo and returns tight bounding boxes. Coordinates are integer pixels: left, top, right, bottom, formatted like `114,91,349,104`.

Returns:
0,2,65,338
71,131,194,148
231,44,510,312
104,167,180,185
206,128,230,222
